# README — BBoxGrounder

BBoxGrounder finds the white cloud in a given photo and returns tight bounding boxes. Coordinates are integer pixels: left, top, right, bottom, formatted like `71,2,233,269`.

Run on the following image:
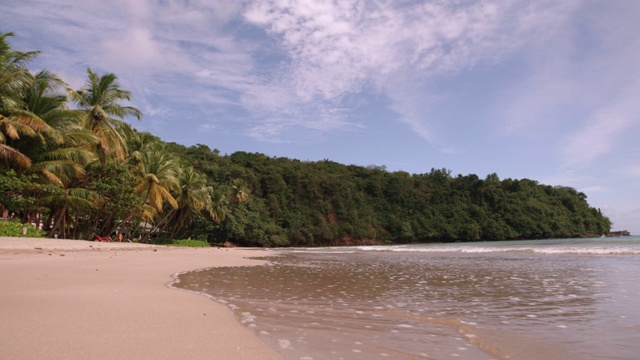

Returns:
102,28,164,70
491,1,640,169
242,0,584,141
560,5,640,168
2,0,592,143
197,123,217,132
563,86,640,167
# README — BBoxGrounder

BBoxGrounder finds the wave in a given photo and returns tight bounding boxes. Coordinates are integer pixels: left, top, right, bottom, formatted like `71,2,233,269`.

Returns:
382,246,640,255
279,244,640,255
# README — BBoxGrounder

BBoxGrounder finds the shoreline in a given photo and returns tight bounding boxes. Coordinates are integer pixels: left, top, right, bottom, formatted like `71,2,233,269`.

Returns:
0,237,282,360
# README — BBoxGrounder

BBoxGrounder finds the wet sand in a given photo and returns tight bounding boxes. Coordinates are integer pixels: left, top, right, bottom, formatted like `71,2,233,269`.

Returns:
0,237,282,360
177,247,640,360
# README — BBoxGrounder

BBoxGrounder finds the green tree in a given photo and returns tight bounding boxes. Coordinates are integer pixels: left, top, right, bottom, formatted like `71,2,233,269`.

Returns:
70,68,141,165
166,166,212,239
0,32,46,169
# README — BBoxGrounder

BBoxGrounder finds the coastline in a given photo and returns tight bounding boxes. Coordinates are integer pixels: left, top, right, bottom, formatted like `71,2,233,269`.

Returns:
0,237,282,360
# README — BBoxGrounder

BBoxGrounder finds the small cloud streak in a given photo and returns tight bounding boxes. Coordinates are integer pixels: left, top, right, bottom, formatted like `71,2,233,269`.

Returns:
563,88,639,167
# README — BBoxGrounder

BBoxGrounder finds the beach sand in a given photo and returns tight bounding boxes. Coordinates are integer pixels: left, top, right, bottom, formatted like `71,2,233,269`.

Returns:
0,237,282,360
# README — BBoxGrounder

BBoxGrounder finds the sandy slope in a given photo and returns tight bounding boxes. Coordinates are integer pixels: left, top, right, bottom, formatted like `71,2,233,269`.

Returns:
0,237,282,360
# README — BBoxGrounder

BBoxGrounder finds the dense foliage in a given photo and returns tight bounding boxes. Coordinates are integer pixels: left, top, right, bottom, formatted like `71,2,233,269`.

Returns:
0,220,45,237
0,32,247,243
166,147,611,246
0,32,611,246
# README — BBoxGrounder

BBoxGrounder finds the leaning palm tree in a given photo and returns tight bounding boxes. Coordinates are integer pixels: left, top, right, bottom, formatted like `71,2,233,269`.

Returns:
0,32,44,169
0,32,39,110
43,186,98,238
15,70,98,186
133,144,180,212
130,144,181,242
70,68,141,165
164,166,212,239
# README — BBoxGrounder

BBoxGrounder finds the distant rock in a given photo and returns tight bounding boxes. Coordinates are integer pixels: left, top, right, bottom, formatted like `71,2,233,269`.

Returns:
608,230,630,237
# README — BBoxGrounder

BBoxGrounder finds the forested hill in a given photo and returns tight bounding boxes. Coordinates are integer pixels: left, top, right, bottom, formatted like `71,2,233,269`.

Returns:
168,143,611,247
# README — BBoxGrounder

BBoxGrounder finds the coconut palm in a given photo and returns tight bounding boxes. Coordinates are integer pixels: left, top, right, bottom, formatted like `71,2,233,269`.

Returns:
70,68,141,165
15,70,98,186
165,166,212,239
208,189,229,223
43,186,98,238
0,32,45,169
230,178,250,204
133,144,180,213
0,32,39,111
130,144,182,242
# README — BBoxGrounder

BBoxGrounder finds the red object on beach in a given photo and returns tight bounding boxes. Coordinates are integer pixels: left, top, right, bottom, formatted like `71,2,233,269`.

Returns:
93,234,109,242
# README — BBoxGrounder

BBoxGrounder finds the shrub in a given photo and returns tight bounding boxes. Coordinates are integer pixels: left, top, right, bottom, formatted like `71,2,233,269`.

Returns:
171,239,211,247
0,220,46,238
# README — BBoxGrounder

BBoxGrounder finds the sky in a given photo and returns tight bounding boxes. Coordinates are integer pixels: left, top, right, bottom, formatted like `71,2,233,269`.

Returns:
2,0,639,234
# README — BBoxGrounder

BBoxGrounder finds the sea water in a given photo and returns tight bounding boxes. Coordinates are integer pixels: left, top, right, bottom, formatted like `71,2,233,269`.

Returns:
174,237,640,359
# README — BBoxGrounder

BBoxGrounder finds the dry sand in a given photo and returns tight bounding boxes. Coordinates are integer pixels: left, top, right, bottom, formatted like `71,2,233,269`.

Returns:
0,237,282,360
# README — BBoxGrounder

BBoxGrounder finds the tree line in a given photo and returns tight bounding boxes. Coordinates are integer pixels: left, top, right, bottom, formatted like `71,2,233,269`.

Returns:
164,147,611,246
1,32,611,246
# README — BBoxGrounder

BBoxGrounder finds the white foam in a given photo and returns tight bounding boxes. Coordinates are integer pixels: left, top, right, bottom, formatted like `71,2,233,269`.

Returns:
290,242,640,256
278,339,294,349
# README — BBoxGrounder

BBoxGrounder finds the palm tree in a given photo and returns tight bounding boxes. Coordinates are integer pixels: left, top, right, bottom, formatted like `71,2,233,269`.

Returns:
43,186,98,238
0,32,45,169
165,166,212,239
0,32,39,111
133,144,180,212
208,189,229,223
16,70,97,186
230,178,250,204
130,144,181,242
70,68,141,165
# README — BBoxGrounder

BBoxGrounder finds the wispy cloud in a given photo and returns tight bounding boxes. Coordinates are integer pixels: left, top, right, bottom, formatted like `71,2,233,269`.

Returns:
2,0,590,144
494,1,640,169
242,0,583,142
2,0,638,156
563,85,640,167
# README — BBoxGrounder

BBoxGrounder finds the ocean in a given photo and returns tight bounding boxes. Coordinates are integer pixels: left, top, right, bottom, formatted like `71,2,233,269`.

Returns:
173,237,640,359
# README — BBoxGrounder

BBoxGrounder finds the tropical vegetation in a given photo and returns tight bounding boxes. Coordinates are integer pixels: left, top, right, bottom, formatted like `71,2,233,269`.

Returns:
0,219,45,238
0,32,611,246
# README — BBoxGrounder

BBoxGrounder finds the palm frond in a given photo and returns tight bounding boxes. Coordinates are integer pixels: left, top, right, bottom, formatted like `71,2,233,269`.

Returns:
0,143,31,168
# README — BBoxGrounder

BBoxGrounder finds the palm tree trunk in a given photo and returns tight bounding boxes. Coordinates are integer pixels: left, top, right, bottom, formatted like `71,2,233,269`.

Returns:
141,208,173,243
48,204,67,238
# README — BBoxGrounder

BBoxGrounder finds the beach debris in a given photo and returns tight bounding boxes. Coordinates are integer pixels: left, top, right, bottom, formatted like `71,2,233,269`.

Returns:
60,254,65,256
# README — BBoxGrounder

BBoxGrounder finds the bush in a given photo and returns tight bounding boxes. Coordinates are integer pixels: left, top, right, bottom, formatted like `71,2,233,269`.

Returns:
0,220,46,238
171,239,211,247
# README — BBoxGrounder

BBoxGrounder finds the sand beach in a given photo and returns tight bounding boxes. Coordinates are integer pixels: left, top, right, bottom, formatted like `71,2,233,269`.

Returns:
0,237,282,360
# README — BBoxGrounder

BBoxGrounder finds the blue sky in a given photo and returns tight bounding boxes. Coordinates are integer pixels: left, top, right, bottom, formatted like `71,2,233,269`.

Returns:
2,0,639,234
